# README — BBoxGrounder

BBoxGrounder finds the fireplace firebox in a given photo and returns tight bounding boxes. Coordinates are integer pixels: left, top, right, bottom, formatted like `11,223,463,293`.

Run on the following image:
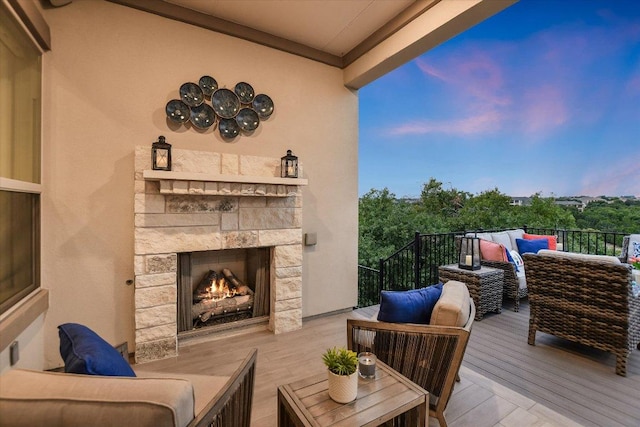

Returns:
177,248,271,333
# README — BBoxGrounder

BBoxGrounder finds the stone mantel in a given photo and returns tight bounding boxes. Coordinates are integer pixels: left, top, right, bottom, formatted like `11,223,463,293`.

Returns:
144,170,308,186
143,170,307,197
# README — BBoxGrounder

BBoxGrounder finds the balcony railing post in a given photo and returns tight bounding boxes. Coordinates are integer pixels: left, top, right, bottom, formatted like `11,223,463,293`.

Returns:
378,258,385,292
414,231,421,289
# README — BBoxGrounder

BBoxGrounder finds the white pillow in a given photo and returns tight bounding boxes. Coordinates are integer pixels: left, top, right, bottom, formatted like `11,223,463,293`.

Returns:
510,250,524,267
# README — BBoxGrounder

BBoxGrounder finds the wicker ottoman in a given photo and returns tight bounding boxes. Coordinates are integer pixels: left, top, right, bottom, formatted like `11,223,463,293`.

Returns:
438,264,504,320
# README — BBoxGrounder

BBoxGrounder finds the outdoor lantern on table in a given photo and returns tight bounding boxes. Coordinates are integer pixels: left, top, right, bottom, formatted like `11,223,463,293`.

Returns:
152,135,172,171
458,236,481,270
281,149,298,178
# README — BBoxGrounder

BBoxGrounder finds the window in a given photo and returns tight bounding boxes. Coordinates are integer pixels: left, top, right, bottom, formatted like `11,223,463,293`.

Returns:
0,2,43,315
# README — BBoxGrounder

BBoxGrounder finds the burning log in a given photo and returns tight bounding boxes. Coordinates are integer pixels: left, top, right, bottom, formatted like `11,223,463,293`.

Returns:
193,293,253,321
222,268,251,295
193,270,218,302
191,268,255,322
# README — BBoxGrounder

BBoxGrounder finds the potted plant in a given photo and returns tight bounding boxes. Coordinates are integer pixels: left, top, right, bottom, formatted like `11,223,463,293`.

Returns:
322,346,359,403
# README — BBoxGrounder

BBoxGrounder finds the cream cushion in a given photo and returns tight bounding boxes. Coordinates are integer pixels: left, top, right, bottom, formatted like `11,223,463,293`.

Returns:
134,369,229,416
0,368,228,427
430,280,471,327
491,231,515,252
537,249,621,264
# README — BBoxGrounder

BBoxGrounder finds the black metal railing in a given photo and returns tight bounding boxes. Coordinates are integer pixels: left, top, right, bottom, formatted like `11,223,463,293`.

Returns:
356,227,630,308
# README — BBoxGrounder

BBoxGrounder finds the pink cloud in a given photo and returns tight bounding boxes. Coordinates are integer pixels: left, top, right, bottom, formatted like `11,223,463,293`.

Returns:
519,84,569,133
578,156,640,196
415,53,510,109
387,110,503,136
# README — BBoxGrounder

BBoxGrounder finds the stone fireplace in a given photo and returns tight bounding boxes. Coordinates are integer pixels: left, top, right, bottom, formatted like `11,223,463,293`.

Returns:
133,146,307,363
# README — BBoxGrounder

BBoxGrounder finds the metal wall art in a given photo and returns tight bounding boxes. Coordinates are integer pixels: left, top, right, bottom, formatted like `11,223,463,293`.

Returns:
165,76,274,141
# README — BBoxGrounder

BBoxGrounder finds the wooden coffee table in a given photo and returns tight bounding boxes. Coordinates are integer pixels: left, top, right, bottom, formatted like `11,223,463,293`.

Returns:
277,360,428,426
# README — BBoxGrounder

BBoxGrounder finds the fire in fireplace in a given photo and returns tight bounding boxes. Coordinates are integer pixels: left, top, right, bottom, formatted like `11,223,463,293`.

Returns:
177,248,271,333
192,268,255,325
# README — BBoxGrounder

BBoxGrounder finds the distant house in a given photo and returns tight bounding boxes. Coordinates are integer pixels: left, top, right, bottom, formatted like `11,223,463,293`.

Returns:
510,197,531,207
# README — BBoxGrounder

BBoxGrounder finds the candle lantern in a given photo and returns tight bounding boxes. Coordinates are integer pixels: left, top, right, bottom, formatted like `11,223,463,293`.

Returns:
152,136,172,171
458,236,481,270
281,149,298,178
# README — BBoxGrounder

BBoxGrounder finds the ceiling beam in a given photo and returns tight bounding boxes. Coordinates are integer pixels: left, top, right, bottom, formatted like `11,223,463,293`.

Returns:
106,0,344,67
343,0,517,89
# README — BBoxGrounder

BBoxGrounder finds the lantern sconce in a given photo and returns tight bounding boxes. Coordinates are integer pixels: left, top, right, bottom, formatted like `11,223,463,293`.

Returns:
458,236,481,270
152,135,172,171
281,149,298,178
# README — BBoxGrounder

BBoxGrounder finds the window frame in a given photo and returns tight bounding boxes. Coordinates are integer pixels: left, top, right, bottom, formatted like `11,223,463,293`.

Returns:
0,0,48,341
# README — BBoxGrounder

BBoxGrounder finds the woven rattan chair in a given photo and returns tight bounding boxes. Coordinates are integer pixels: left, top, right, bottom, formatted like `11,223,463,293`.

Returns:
347,298,475,427
189,348,257,427
524,252,640,376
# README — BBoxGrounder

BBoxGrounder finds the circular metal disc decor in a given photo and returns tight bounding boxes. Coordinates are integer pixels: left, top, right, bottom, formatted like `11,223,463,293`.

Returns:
189,103,216,129
252,94,274,118
165,78,273,139
219,118,240,139
211,88,241,119
234,82,255,104
165,99,190,123
179,82,204,107
236,108,260,132
198,75,218,97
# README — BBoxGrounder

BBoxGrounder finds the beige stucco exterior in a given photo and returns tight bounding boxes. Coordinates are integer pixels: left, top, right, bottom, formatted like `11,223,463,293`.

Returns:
1,0,515,371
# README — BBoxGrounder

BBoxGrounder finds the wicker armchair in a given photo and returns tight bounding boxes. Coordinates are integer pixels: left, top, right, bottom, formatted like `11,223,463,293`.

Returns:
189,348,257,427
347,298,475,427
524,252,640,376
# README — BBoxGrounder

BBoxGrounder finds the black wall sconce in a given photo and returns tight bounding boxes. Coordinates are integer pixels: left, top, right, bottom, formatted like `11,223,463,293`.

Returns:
281,150,298,178
152,135,172,171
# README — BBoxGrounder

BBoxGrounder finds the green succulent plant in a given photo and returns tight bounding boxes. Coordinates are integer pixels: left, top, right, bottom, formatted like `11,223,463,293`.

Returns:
322,346,358,376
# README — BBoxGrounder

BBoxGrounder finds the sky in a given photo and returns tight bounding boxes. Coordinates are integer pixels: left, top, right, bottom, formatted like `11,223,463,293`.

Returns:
359,0,640,198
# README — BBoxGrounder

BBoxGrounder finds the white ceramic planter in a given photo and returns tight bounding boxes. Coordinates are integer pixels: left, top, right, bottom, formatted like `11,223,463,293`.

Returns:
327,370,358,403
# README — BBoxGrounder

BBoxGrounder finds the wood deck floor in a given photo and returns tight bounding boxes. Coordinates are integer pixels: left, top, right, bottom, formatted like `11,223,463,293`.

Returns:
134,298,640,427
463,299,640,427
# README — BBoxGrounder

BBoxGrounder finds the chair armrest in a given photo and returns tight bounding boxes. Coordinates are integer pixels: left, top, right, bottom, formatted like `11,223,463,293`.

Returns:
347,298,474,404
188,348,257,427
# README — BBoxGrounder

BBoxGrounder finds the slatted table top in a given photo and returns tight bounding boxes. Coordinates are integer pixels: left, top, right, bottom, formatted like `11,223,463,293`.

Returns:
277,360,428,426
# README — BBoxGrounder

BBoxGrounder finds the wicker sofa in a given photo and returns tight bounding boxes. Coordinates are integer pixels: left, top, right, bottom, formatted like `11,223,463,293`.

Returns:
0,348,257,427
469,229,529,311
524,251,639,376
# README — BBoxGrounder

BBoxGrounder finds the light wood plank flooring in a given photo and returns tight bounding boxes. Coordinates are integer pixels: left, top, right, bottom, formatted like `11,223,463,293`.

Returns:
463,299,640,427
137,306,592,427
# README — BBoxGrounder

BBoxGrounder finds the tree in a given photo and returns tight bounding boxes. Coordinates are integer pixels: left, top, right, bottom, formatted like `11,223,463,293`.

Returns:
517,194,576,229
454,188,515,230
418,178,469,220
358,188,419,266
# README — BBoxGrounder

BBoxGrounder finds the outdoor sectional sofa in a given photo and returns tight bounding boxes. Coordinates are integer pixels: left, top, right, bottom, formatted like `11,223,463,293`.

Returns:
524,250,639,376
469,228,539,311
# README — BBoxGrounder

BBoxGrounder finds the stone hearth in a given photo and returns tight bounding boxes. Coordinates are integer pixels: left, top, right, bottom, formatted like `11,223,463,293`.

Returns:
133,146,307,363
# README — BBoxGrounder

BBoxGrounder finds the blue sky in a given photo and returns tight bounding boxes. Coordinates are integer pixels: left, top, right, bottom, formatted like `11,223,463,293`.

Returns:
359,0,640,198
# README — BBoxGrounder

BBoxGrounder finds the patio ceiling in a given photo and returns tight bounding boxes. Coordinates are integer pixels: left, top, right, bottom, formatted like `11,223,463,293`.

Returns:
106,0,517,88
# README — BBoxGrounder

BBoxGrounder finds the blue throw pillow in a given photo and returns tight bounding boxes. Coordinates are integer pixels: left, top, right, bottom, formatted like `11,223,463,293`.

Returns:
58,323,136,377
377,283,443,324
505,249,519,272
516,238,549,255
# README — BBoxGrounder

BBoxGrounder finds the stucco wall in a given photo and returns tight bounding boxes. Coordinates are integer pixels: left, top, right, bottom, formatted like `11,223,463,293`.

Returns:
39,1,358,368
